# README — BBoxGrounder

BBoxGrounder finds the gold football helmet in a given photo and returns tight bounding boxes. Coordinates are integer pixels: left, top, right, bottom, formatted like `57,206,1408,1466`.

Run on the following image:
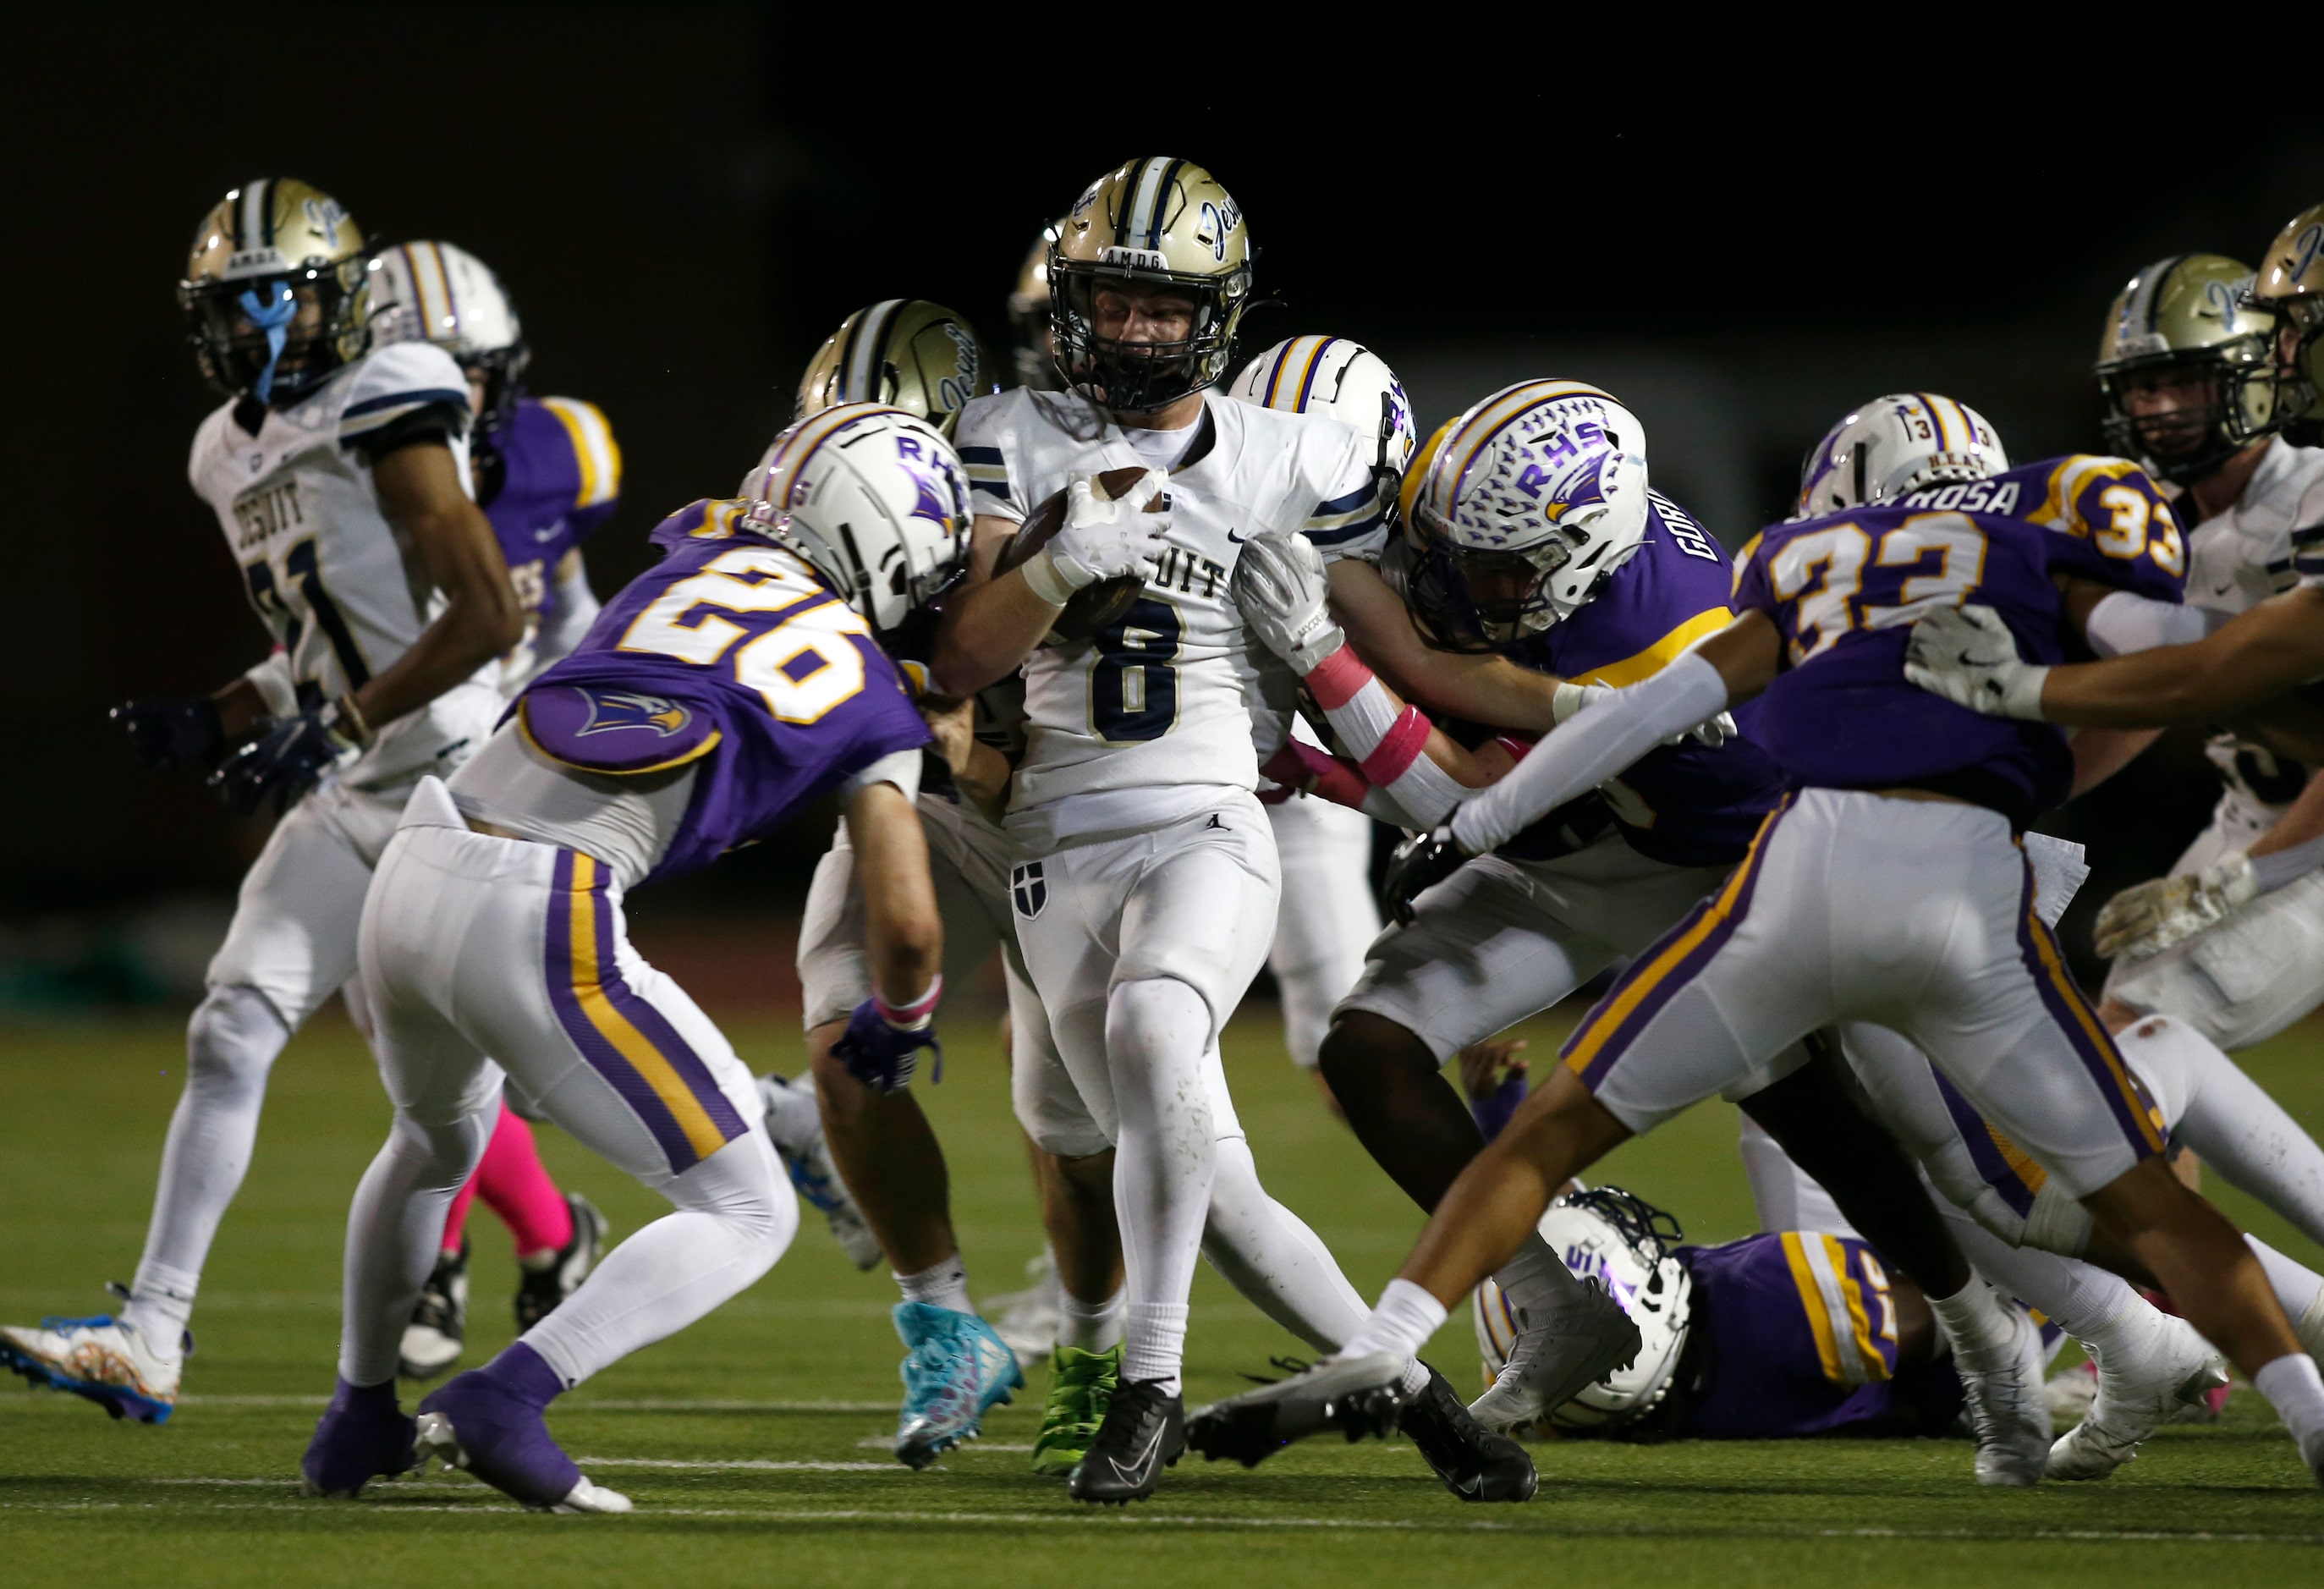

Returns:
2095,253,2276,482
1007,221,1066,391
795,299,988,438
180,178,369,405
1048,157,1253,413
2251,203,2324,445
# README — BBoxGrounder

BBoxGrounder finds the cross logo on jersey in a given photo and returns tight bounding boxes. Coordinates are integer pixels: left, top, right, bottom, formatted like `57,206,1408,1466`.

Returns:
1011,861,1047,919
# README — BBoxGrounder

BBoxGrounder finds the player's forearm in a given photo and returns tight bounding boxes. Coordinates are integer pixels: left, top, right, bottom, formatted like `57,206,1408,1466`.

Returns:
2043,589,2324,727
953,740,1014,826
2068,728,2162,797
533,549,601,670
2251,771,2324,860
1327,560,1566,729
352,555,521,727
929,569,1056,697
848,783,945,1004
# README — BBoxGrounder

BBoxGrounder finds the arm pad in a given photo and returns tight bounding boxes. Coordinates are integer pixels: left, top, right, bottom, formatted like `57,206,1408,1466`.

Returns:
2084,591,2226,658
1450,652,1729,855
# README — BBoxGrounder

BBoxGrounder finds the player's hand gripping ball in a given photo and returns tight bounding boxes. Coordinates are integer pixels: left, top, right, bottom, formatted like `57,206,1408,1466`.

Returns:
997,465,1167,644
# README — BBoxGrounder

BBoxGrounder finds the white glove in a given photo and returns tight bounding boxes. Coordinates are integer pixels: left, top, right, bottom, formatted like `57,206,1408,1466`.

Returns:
1904,604,2050,719
1233,529,1343,674
1554,679,1736,748
1029,469,1171,600
2094,852,2260,960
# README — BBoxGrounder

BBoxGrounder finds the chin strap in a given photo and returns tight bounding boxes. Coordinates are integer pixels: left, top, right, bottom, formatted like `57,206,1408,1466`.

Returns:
236,278,298,404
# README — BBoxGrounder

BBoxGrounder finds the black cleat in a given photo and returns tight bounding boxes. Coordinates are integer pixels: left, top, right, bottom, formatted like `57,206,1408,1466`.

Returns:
398,1240,469,1382
1068,1377,1184,1504
514,1194,609,1332
1398,1362,1537,1502
1185,1352,1406,1469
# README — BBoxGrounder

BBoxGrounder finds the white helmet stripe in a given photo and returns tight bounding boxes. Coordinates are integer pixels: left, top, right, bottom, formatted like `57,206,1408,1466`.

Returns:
1126,157,1178,250
241,180,272,252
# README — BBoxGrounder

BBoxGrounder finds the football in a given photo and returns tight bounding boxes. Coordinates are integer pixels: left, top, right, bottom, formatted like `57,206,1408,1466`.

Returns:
994,465,1157,645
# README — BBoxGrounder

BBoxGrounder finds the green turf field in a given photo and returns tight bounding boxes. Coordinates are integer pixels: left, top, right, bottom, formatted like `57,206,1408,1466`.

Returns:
5,1003,2324,1585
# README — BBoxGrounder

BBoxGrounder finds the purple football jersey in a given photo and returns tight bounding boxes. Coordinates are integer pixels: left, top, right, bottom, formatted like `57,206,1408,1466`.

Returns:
481,396,621,625
1501,492,1788,866
1674,1232,1963,1439
517,498,929,884
1732,455,2185,822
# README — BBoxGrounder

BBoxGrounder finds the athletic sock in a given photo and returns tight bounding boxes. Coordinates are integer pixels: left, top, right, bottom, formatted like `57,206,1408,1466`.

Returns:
473,1105,574,1260
2255,1353,2324,1449
1122,1301,1189,1394
1059,1287,1124,1353
120,1262,197,1358
1927,1275,2016,1361
480,1339,568,1408
895,1255,974,1315
1341,1278,1449,1362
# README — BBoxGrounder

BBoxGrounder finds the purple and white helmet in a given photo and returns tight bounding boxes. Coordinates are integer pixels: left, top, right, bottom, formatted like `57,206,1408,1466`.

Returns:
743,404,970,640
1411,380,1650,640
1796,393,2008,520
1473,1186,1693,1433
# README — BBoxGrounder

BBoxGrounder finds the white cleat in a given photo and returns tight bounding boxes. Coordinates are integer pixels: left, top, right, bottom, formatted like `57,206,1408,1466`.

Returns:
2048,1315,2228,1482
984,1251,1064,1370
1953,1302,2052,1487
759,1073,882,1270
552,1476,633,1515
0,1311,184,1424
1467,1277,1641,1434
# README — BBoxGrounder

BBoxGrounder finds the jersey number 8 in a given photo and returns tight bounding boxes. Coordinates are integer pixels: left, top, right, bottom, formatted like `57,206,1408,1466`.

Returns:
1091,596,1182,743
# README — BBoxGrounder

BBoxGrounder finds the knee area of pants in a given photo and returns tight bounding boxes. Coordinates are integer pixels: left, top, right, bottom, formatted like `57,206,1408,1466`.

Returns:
186,986,285,1085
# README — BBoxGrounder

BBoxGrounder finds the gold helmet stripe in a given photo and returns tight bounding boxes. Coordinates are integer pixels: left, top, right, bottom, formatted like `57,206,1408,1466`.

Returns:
840,300,906,403
1261,335,1336,410
1441,380,1616,506
761,402,912,496
1914,393,1953,451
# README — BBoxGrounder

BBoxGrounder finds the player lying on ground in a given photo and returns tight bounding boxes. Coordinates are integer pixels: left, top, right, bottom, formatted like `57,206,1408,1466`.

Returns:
365,237,623,1380
0,180,523,1423
1189,393,2324,1491
295,404,965,1512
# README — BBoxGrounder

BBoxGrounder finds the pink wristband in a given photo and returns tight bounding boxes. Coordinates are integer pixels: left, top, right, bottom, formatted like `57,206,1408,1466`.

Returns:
1305,646,1374,711
1359,707,1430,785
875,976,942,1030
1263,740,1373,810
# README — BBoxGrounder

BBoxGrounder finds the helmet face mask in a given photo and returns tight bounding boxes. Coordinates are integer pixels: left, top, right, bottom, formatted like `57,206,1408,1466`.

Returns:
2096,253,2277,482
181,179,369,407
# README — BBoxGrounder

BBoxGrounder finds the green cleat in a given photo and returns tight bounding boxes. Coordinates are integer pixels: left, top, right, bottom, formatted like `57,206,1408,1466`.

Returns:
1032,1344,1120,1476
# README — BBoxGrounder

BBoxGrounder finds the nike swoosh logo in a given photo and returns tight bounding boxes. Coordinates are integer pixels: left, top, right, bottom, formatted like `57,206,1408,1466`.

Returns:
1227,528,1248,544
1109,1423,1167,1482
535,526,563,542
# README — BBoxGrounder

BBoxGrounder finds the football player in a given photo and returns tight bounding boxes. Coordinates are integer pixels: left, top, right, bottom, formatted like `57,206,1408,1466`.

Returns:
365,239,618,1380
932,157,1530,1505
297,404,967,1511
1196,394,2324,1490
0,181,521,1422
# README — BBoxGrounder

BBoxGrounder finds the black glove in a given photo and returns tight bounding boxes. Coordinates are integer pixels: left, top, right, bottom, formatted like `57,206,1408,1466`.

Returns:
209,707,360,816
1382,825,1472,926
113,697,223,772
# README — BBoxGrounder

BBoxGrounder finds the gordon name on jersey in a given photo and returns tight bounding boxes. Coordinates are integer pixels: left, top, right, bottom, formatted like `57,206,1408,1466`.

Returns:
188,338,503,789
955,387,1380,832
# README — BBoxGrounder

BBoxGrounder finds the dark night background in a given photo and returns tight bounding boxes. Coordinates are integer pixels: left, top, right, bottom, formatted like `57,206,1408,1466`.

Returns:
5,9,2320,1004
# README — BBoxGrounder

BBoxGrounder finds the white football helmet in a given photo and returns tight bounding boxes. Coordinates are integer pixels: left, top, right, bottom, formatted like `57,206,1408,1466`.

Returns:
1795,393,2007,520
368,239,528,432
1409,380,1650,641
1474,1186,1693,1433
1229,336,1416,526
743,404,970,641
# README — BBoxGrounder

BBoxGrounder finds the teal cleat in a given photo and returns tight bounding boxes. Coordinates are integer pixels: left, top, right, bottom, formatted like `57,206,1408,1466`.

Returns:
891,1301,1024,1469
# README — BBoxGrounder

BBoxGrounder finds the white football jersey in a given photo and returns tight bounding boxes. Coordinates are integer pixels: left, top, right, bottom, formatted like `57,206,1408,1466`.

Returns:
955,387,1379,846
2195,437,2324,613
187,339,503,790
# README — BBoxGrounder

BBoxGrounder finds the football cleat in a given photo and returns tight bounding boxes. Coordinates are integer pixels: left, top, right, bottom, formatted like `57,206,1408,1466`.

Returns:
1397,1362,1537,1503
2047,1314,2229,1482
2043,1358,2099,1424
514,1195,609,1332
1467,1278,1642,1434
0,1304,186,1424
301,1378,420,1498
758,1073,882,1271
1032,1344,1119,1476
398,1240,470,1381
985,1250,1065,1368
891,1301,1024,1470
415,1372,629,1513
1068,1377,1184,1505
1185,1352,1406,1468
1953,1300,2052,1487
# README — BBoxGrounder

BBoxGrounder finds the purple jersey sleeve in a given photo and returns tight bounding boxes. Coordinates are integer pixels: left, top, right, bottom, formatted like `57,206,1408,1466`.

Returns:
483,397,622,622
1944,454,2187,604
1676,1233,1962,1439
1502,492,1788,867
519,498,927,884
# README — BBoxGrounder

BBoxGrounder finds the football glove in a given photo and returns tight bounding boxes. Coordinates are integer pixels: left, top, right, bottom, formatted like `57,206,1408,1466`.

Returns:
1233,530,1343,674
113,696,224,772
2093,852,2261,961
1382,824,1473,926
1904,604,2050,719
209,702,365,816
1025,470,1172,602
1551,680,1736,747
831,995,942,1094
